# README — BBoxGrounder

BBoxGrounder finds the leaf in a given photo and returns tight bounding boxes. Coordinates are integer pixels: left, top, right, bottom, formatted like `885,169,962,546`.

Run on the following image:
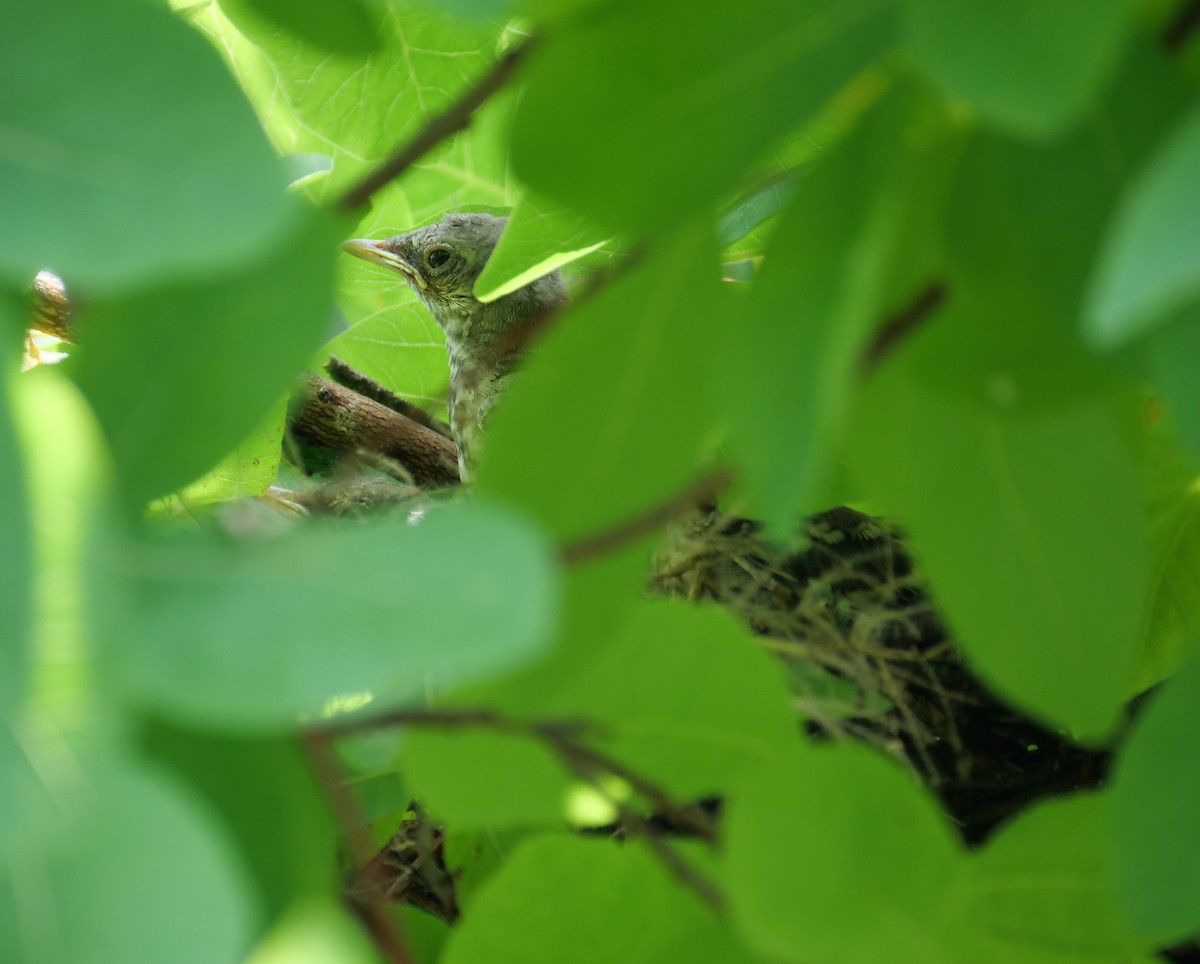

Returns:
1142,305,1200,460
1107,652,1200,943
0,306,31,711
724,83,962,531
0,759,255,964
850,336,1148,736
122,501,558,729
964,794,1147,959
246,898,383,964
724,746,965,963
220,0,382,56
401,728,573,830
479,223,724,542
0,0,294,293
441,834,756,964
510,0,898,233
1085,105,1200,349
70,207,340,508
547,600,799,799
904,0,1130,138
473,193,610,303
143,720,338,920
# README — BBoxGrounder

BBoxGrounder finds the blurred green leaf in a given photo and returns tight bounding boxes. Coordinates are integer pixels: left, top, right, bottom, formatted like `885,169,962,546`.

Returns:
964,793,1147,959
480,223,723,542
246,898,383,964
442,834,756,964
0,759,254,964
0,310,31,711
724,746,964,963
511,0,897,233
0,0,294,292
123,501,558,729
401,728,572,830
473,194,609,303
143,720,338,920
220,0,382,56
1143,306,1200,459
850,335,1148,736
724,83,962,530
1108,652,1200,943
547,600,799,799
1085,106,1200,349
71,207,340,508
904,0,1130,138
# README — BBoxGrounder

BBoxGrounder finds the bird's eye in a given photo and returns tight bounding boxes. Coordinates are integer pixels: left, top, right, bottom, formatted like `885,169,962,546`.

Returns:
426,247,452,270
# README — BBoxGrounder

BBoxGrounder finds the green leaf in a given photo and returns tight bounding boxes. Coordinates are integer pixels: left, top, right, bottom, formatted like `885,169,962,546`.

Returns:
904,0,1130,139
473,193,609,303
0,759,254,964
480,223,723,542
964,794,1147,959
510,0,897,233
0,0,294,293
201,0,507,203
1142,306,1200,460
442,834,756,964
401,728,573,830
0,311,31,711
123,501,558,729
724,746,964,963
850,337,1148,736
548,600,799,799
1085,106,1200,349
1108,652,1200,943
724,84,962,530
246,898,384,964
143,720,338,920
220,0,382,56
71,207,340,507
167,398,288,508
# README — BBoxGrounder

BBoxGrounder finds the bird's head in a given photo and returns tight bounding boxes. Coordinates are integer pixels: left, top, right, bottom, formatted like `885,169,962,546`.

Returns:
342,212,506,331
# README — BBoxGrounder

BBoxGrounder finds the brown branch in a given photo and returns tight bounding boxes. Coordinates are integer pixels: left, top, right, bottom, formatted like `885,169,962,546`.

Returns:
327,356,454,439
309,706,723,908
300,731,416,964
1164,0,1200,51
338,35,541,211
290,374,460,487
560,468,734,567
858,281,946,377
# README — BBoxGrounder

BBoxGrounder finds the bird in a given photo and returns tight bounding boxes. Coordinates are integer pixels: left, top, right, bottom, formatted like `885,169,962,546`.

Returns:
342,213,566,480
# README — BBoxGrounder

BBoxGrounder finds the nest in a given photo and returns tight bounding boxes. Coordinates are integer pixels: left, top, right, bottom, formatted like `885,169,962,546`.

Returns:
652,504,1112,844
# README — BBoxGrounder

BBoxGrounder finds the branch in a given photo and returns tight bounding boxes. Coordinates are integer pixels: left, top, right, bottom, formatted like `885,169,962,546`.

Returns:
327,356,453,440
28,270,74,341
300,731,416,964
858,282,947,377
290,374,460,487
338,35,541,211
310,706,723,907
560,468,734,567
1164,0,1200,52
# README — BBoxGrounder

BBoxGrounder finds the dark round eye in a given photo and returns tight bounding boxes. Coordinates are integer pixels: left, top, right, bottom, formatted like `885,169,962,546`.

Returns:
426,247,452,270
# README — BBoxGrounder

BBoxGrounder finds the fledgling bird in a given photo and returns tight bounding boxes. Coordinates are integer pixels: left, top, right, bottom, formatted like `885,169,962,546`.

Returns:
342,213,566,479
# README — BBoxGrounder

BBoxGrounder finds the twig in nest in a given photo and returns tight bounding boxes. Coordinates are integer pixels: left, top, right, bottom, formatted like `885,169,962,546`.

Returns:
338,35,541,211
290,374,460,487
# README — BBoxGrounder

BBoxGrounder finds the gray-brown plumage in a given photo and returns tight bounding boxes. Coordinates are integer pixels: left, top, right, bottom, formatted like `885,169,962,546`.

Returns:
342,213,566,479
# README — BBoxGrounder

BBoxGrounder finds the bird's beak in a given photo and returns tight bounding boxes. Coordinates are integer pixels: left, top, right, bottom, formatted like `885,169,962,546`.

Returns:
341,238,419,282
